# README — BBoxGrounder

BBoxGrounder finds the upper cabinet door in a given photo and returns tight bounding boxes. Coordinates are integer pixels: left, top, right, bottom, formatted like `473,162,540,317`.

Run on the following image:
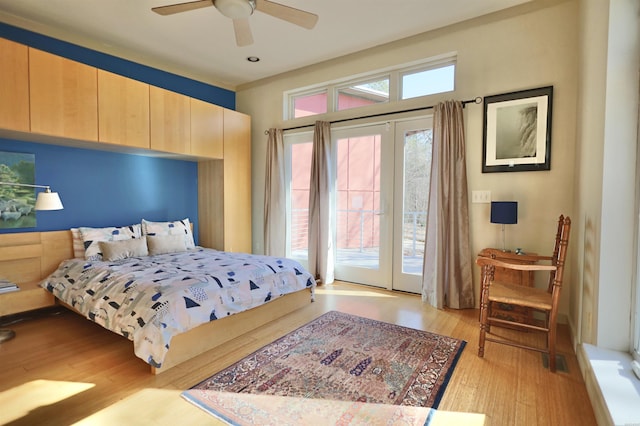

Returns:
29,48,98,141
98,70,150,149
0,39,29,132
191,98,223,159
149,86,190,155
222,109,252,252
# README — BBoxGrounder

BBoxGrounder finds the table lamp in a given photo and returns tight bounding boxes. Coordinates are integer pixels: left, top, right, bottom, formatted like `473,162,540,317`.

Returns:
490,201,518,252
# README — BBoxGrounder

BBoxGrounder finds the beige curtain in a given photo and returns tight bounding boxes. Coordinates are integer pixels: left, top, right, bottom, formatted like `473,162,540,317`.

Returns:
308,121,334,284
422,101,474,309
263,128,286,256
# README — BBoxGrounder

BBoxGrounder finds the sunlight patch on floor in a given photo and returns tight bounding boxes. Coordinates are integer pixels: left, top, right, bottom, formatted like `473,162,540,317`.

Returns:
0,379,94,424
74,388,210,426
315,288,397,298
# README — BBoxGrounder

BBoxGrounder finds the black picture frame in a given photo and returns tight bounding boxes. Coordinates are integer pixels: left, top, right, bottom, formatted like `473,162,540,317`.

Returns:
482,86,553,173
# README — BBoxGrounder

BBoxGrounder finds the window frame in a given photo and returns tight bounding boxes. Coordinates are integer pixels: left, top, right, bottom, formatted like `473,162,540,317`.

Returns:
283,53,457,120
288,88,329,119
399,59,456,101
334,74,391,112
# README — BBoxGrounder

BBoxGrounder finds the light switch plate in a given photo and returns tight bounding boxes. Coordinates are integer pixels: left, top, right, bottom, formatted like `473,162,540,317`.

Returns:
472,190,491,204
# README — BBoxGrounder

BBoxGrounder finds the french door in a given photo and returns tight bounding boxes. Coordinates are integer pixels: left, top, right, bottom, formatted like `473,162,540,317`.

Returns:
332,124,393,287
285,117,433,294
391,118,432,293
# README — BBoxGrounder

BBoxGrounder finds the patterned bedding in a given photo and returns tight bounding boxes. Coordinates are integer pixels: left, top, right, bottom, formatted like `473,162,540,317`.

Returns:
40,247,315,368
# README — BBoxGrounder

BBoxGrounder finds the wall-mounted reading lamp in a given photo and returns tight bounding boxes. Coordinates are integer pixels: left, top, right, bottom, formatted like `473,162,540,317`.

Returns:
0,182,64,210
0,181,63,343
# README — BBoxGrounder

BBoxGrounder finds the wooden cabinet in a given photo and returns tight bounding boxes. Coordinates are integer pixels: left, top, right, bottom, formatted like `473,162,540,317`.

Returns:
150,86,191,155
191,98,223,159
198,109,252,253
222,109,252,252
0,38,29,132
1,38,228,160
98,70,150,149
29,48,98,141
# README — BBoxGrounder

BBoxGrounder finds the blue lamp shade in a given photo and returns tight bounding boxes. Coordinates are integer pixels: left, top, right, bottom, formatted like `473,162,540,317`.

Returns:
490,201,518,225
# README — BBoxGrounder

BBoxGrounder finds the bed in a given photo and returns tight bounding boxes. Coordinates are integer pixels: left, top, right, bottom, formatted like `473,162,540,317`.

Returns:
0,225,315,374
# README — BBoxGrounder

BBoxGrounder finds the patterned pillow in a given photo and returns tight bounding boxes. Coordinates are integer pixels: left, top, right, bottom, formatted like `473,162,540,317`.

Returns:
79,224,142,261
141,218,195,249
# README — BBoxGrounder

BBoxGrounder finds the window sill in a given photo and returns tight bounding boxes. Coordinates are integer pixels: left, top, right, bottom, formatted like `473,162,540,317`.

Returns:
579,343,640,426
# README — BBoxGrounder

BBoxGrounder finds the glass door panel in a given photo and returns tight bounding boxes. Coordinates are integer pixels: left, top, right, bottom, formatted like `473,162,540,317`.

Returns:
333,124,392,287
284,132,313,269
393,118,432,293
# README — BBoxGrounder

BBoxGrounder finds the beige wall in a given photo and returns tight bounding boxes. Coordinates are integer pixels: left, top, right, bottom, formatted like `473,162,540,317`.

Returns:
237,0,579,314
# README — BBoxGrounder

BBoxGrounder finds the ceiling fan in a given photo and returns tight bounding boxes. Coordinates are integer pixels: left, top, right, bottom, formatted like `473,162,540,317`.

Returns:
152,0,318,47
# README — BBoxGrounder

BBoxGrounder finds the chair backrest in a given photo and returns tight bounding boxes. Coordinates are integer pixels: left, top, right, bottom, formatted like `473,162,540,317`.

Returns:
546,214,565,292
549,216,571,301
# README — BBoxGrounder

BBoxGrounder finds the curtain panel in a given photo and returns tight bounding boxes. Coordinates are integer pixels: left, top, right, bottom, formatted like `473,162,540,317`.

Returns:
422,101,474,309
308,121,334,284
263,128,286,256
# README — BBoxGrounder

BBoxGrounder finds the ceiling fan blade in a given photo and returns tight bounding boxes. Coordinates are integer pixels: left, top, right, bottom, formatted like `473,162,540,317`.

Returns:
152,0,214,16
255,0,318,29
233,18,254,47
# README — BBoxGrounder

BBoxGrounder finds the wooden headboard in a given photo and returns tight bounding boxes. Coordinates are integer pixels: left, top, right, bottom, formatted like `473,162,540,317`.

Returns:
0,230,73,285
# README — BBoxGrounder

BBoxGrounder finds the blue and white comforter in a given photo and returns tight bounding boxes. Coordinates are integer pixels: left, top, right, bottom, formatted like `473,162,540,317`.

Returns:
40,247,315,368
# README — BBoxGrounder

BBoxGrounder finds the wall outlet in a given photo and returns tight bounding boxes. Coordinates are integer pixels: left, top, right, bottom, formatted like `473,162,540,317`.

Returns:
472,190,491,204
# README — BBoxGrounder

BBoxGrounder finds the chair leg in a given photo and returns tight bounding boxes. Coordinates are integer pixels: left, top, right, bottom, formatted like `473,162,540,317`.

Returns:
478,265,493,358
478,299,489,358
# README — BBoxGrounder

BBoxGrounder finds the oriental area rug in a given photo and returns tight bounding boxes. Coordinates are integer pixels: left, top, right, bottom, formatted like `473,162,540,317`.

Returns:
181,310,466,425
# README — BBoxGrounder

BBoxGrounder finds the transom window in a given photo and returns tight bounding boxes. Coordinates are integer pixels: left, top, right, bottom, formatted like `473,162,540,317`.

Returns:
285,54,456,120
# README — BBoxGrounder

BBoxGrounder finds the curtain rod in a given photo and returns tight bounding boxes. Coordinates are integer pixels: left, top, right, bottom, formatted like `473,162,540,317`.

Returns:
264,96,483,135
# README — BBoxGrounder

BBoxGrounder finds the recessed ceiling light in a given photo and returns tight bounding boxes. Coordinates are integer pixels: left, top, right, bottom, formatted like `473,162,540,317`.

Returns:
247,56,260,62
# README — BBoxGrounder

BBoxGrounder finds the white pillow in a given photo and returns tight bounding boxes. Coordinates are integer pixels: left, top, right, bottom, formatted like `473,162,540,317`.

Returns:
141,218,195,249
99,238,149,261
147,234,187,255
79,224,142,261
70,228,85,259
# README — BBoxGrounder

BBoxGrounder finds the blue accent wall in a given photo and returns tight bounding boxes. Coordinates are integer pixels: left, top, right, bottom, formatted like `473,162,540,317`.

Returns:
0,139,199,241
0,22,238,242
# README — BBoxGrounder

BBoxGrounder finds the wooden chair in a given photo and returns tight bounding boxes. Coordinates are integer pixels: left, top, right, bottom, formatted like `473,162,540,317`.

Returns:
475,215,571,372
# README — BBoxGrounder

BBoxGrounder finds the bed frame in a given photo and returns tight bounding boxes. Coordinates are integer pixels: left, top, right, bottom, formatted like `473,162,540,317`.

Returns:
0,230,313,374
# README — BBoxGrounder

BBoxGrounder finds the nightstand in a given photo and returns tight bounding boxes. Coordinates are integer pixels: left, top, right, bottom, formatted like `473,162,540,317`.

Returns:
0,283,54,317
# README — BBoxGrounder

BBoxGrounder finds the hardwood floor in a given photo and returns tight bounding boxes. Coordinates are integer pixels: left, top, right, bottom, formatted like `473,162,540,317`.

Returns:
0,281,596,426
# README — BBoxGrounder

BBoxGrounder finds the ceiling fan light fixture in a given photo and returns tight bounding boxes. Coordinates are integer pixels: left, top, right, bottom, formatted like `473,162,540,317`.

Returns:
214,0,255,19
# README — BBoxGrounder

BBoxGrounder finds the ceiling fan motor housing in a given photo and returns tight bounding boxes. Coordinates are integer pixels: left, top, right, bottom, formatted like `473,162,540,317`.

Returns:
214,0,256,19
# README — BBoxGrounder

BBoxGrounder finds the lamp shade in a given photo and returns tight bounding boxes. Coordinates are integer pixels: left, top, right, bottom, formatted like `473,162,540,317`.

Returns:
490,201,517,225
35,190,64,211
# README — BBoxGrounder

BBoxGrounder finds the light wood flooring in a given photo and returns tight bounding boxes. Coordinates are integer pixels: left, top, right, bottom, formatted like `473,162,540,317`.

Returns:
0,281,596,426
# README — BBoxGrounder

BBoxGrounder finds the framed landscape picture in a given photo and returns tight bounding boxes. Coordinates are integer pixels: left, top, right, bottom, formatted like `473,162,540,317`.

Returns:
482,86,553,173
0,151,37,229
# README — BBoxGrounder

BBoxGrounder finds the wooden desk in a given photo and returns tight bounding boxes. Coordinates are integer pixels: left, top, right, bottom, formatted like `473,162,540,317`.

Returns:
477,248,538,323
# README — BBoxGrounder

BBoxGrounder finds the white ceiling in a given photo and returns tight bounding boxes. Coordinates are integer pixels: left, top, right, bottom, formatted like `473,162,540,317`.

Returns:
0,0,531,89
